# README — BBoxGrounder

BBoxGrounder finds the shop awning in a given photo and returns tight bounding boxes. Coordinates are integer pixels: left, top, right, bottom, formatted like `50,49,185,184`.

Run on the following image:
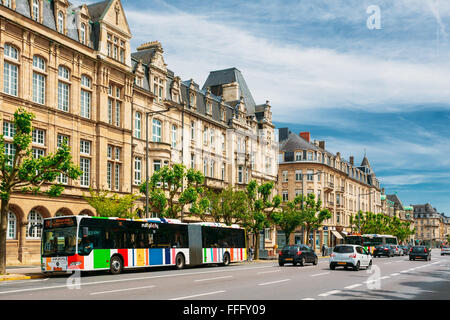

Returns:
331,230,343,239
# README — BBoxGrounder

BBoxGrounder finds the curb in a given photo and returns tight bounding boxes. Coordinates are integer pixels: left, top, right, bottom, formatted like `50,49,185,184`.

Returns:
0,274,46,282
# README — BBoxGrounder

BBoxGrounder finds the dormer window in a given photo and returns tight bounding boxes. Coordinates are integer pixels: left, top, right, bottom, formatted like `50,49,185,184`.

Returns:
80,23,86,44
206,101,212,115
32,0,39,22
58,11,64,34
3,0,12,9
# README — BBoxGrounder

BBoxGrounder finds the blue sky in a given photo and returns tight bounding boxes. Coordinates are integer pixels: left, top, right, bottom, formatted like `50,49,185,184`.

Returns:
78,0,450,213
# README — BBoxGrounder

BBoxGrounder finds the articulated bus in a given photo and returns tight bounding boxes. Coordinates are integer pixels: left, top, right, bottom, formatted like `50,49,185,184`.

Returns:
40,216,246,274
345,234,398,254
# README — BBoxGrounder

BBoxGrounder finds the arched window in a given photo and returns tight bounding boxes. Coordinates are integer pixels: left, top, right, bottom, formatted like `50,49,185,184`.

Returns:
27,210,43,239
58,11,64,33
152,119,162,142
134,112,141,138
80,23,86,44
7,211,17,240
32,0,39,22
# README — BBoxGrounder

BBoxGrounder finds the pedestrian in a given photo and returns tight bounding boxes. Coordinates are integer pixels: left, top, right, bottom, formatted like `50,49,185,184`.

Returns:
248,246,254,262
322,243,326,256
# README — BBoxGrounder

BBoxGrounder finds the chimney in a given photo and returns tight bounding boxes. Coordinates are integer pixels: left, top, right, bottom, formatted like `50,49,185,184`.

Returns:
300,132,310,143
319,140,325,149
349,156,354,165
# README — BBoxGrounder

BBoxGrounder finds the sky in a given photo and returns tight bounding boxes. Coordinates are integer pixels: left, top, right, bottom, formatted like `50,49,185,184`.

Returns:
76,0,450,214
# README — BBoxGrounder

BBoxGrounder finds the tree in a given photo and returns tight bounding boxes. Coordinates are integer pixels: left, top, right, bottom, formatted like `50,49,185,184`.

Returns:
0,108,82,274
139,163,208,220
297,193,331,247
271,197,304,246
84,189,140,219
197,186,248,226
242,180,281,260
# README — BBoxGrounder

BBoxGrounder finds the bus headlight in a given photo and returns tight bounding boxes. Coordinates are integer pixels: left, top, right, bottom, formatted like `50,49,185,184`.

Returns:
69,262,81,266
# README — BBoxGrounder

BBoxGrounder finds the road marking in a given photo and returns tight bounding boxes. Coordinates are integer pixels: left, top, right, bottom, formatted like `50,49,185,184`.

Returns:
311,272,330,277
344,284,362,289
383,262,392,265
380,276,390,280
400,270,409,273
258,279,290,286
0,278,49,285
170,290,225,300
257,270,281,275
90,285,156,295
0,265,274,295
195,276,233,282
301,298,315,300
318,290,341,297
390,273,400,276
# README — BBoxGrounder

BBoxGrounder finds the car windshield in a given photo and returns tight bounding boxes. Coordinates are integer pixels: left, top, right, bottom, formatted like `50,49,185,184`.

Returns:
282,245,299,251
412,246,426,253
333,246,354,253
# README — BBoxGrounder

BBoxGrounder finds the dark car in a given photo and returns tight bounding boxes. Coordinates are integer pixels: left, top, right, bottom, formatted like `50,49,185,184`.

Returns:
278,244,318,266
373,244,395,258
409,246,431,261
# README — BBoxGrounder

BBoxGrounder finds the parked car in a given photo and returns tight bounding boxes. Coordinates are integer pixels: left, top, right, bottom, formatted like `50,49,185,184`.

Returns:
329,245,372,271
392,245,404,256
441,245,450,256
278,244,318,266
373,244,395,258
409,246,431,261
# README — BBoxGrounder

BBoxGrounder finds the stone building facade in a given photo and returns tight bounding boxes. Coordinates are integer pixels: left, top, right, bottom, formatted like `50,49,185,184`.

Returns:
1,0,277,265
276,128,382,252
413,204,449,247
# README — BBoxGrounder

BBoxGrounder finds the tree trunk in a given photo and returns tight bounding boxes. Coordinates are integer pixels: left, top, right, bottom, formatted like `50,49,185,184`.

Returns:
254,232,260,260
0,199,9,275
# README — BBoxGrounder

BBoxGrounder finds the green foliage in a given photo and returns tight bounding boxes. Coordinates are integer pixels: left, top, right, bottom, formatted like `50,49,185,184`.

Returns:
84,189,140,219
271,199,304,245
139,163,207,219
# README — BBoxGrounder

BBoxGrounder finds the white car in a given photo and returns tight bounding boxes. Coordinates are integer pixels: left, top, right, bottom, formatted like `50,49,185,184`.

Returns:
329,245,372,271
393,245,403,256
441,246,450,256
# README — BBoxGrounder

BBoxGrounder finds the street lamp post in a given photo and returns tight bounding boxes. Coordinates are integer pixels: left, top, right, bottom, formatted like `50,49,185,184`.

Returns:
145,106,174,218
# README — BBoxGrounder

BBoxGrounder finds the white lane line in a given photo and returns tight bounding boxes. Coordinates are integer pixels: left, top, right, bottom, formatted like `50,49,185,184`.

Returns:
301,298,315,300
0,278,49,285
390,273,400,276
0,265,273,295
344,284,362,289
311,272,330,277
90,285,155,295
170,290,225,300
380,276,390,280
195,276,233,282
258,279,290,286
318,290,341,297
257,270,281,275
400,270,409,273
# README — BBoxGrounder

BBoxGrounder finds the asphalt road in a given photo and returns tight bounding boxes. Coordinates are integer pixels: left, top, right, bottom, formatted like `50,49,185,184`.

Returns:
0,250,449,300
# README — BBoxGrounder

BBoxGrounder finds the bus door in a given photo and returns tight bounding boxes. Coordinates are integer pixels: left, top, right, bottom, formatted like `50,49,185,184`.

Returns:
188,225,202,265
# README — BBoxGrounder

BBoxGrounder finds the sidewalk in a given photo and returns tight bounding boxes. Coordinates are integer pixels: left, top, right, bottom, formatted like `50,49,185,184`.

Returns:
1,266,46,282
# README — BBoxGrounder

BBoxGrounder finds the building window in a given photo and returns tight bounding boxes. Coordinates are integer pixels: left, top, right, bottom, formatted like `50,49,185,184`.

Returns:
210,128,214,146
27,210,43,239
153,160,161,173
32,0,39,22
135,112,141,138
80,158,90,187
238,166,243,183
221,162,225,180
191,121,195,140
295,170,303,181
32,128,45,145
114,163,120,191
32,56,46,105
203,158,208,176
307,170,314,181
282,170,288,182
152,119,162,142
80,140,91,155
115,101,121,127
282,191,289,202
58,66,70,112
295,152,302,161
134,157,142,185
58,11,64,33
80,75,92,119
3,121,15,139
171,124,177,148
3,0,12,8
80,23,86,44
7,211,16,240
210,160,215,178
206,101,212,115
3,44,19,97
57,134,70,184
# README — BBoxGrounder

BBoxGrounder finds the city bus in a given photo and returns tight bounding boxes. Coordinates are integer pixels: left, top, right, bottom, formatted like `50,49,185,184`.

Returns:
40,216,246,274
345,234,398,254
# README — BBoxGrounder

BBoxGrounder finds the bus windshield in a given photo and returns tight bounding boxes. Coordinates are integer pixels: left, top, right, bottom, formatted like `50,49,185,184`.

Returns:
42,227,77,257
345,236,362,245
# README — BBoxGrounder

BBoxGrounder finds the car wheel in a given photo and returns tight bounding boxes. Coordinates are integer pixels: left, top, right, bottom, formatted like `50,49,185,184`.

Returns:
353,261,360,271
293,261,298,266
367,260,372,270
300,256,306,266
313,257,318,265
330,264,335,270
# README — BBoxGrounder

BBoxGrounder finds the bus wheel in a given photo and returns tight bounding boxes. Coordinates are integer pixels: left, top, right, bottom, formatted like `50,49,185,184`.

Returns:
222,253,230,267
110,255,123,275
175,253,185,270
